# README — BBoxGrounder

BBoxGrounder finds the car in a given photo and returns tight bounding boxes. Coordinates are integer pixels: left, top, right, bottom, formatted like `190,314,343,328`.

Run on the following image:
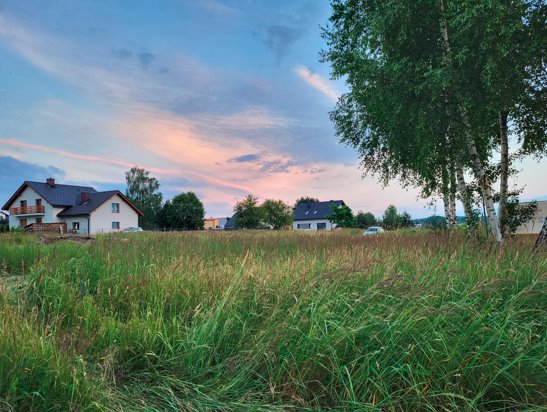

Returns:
363,226,384,235
121,226,143,233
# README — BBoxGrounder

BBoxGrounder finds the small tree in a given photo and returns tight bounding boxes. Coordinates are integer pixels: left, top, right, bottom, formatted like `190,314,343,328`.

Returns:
125,166,163,229
294,196,319,209
400,211,413,228
355,211,377,228
262,199,292,229
168,192,205,230
328,204,354,228
235,195,263,229
382,205,400,230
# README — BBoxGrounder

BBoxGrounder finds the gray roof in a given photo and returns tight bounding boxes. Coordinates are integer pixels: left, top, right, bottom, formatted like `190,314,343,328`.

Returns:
57,191,118,216
26,181,97,207
224,212,240,229
293,200,345,221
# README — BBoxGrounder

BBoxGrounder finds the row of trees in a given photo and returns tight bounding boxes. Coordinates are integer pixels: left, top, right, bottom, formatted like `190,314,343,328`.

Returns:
125,167,415,231
322,0,546,244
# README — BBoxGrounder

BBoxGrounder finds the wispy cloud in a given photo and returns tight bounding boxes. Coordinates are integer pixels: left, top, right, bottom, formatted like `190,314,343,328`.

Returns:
294,65,339,102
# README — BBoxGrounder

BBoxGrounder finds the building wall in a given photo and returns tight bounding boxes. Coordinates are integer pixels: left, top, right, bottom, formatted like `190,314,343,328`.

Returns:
63,216,90,235
204,218,217,230
293,219,336,230
89,193,139,234
515,201,547,234
7,186,61,228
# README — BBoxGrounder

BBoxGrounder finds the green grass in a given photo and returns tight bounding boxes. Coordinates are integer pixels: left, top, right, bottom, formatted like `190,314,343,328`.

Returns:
0,231,545,411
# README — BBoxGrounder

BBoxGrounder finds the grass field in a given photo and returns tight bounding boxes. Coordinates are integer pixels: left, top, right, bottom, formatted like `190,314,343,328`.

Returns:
0,230,545,411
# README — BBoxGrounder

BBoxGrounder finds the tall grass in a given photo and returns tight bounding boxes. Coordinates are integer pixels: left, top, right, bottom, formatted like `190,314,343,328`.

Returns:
0,231,545,410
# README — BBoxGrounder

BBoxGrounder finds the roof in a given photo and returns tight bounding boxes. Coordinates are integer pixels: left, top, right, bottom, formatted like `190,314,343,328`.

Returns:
293,200,346,221
224,212,240,228
57,190,144,217
2,181,96,209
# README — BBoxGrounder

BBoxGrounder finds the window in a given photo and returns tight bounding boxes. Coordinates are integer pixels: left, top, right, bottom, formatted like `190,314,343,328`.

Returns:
36,199,42,206
317,222,327,230
297,223,311,229
20,218,27,227
112,203,120,213
112,222,120,230
36,218,42,224
20,200,27,207
72,222,80,230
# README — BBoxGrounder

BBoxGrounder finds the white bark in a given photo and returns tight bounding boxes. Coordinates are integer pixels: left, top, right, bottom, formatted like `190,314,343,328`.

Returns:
439,0,502,244
498,111,509,236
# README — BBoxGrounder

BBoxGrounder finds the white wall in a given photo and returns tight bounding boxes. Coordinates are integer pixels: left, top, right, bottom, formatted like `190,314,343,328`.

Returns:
293,219,336,230
516,201,547,234
89,193,139,234
63,216,90,235
7,186,61,228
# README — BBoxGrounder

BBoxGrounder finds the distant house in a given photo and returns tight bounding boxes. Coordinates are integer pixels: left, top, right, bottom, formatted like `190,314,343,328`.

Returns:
204,217,228,230
0,210,8,221
293,200,345,230
2,178,143,234
515,200,547,234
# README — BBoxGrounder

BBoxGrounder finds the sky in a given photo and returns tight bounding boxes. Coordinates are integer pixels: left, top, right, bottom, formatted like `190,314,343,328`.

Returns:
0,0,545,218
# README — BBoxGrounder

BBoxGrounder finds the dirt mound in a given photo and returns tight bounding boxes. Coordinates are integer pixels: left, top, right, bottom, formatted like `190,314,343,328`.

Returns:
38,234,95,245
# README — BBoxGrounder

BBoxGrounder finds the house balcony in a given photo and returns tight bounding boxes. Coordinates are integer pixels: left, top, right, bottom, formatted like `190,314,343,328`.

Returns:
10,205,45,216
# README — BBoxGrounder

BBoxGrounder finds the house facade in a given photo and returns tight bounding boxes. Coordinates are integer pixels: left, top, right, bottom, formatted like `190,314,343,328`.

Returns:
2,178,143,234
293,200,345,230
204,217,228,230
515,200,547,234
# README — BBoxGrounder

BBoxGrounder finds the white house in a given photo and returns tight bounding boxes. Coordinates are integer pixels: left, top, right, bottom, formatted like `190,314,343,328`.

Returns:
293,200,345,230
515,200,547,234
2,178,143,234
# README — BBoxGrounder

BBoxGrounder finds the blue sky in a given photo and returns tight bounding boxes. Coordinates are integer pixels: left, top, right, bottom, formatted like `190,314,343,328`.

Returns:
1,0,545,218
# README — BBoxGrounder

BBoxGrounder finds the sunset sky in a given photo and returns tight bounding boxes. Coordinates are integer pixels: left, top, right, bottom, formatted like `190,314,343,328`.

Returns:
1,0,545,218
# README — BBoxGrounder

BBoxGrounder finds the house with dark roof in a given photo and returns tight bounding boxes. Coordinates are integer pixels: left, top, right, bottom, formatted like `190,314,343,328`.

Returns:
2,178,143,234
224,212,239,230
293,200,346,230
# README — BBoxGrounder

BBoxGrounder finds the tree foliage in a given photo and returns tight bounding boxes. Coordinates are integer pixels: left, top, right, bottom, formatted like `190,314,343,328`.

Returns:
235,195,263,229
262,199,293,229
125,167,163,229
354,211,376,228
327,204,354,228
294,196,319,209
322,0,546,244
163,192,205,230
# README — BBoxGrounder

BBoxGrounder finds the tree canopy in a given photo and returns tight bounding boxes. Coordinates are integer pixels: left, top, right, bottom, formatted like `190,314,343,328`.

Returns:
327,204,354,228
322,0,546,243
262,199,293,229
163,192,205,230
125,167,162,229
235,195,263,229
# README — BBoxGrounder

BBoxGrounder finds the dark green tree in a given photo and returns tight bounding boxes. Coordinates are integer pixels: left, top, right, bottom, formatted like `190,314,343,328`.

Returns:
125,167,163,229
355,211,376,228
167,192,205,230
327,204,354,228
382,205,400,230
261,199,293,229
400,211,413,228
235,195,263,229
294,196,319,209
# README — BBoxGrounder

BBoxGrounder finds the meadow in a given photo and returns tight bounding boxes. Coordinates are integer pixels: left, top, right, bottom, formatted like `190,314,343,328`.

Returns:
0,230,545,411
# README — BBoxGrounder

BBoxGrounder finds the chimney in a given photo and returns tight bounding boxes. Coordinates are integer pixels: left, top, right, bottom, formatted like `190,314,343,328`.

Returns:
81,192,90,203
46,177,56,187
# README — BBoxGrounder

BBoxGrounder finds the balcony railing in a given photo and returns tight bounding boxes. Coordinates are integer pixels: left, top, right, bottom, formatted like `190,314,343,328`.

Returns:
10,205,45,215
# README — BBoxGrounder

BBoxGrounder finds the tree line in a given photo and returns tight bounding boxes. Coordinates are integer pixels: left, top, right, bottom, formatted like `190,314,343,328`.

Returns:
125,167,415,231
322,0,546,244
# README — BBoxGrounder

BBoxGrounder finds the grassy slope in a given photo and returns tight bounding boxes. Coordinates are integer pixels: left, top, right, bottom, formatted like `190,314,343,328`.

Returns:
0,231,545,411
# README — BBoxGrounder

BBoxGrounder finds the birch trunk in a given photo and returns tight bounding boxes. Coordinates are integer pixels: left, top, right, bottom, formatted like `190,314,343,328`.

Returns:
439,0,502,244
498,111,509,237
456,163,474,224
466,132,503,243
